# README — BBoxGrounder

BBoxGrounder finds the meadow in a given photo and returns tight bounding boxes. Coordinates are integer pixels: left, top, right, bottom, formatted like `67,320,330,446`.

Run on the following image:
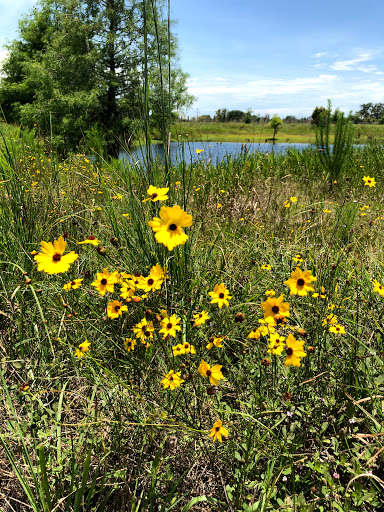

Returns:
1,124,384,512
169,120,384,145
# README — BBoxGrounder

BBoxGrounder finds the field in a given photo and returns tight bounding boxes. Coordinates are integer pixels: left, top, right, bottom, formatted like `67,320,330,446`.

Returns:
169,121,384,145
1,125,384,511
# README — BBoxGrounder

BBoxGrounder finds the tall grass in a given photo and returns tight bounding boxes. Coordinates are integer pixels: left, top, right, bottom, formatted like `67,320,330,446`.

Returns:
1,3,384,511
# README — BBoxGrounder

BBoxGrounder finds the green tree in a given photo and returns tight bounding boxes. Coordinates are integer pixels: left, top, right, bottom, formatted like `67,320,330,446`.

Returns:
354,102,384,123
0,0,193,155
227,110,245,122
311,106,327,127
215,108,228,122
269,115,283,138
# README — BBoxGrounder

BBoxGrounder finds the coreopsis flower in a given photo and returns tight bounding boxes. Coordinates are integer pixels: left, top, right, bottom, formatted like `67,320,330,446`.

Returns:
124,338,136,352
193,311,210,326
284,200,290,208
363,176,376,187
284,267,317,296
329,324,346,334
209,420,228,443
312,286,327,298
159,315,182,338
172,343,185,356
74,340,91,359
63,278,83,291
261,264,272,271
136,264,165,292
132,318,155,343
161,369,184,390
106,300,128,319
248,319,275,340
91,268,119,296
373,279,384,297
182,342,196,354
261,295,290,321
284,334,306,367
142,185,169,202
206,336,225,349
121,273,141,290
267,333,286,355
120,282,136,301
292,254,304,263
209,283,232,308
198,360,224,386
196,148,204,154
322,314,338,326
34,236,78,274
77,235,101,246
148,205,193,251
290,196,298,202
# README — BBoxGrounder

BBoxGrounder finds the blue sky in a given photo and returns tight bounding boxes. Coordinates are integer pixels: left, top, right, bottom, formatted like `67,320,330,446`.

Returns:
2,0,384,118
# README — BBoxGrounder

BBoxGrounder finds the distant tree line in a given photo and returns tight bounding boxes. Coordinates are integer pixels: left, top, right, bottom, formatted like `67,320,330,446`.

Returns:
182,102,384,126
312,103,384,126
183,110,311,124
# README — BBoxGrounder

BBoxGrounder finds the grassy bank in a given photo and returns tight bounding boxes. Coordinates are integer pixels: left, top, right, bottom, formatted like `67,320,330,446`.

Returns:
169,120,384,145
1,132,384,511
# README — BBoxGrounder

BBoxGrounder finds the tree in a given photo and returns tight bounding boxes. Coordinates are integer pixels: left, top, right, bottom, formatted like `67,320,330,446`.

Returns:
215,108,228,122
354,102,384,123
269,115,283,138
227,110,245,122
311,106,328,127
0,0,193,155
284,115,298,124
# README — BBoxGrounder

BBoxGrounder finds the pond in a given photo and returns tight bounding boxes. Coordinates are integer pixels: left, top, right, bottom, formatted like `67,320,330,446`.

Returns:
122,141,313,165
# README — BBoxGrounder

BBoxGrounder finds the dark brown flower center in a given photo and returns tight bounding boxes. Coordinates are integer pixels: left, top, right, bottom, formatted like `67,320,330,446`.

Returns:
52,253,61,262
219,293,225,299
272,305,280,314
101,278,107,285
169,223,177,231
71,281,76,285
297,278,305,286
215,426,220,431
114,305,120,312
169,376,173,381
150,193,158,199
127,341,131,346
184,344,189,349
148,278,154,285
286,347,293,355
88,235,96,240
144,330,151,337
206,369,212,377
167,323,173,329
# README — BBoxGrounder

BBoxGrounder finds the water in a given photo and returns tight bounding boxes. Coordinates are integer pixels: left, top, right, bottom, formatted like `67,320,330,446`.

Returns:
122,141,313,165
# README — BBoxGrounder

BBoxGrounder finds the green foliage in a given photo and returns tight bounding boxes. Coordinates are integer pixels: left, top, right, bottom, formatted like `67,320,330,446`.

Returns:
0,0,193,155
2,128,384,509
311,106,328,127
269,114,283,138
355,102,384,123
315,100,354,184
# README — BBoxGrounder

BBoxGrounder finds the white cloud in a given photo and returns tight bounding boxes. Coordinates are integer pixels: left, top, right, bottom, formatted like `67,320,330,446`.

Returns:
330,51,378,71
312,52,328,58
185,73,384,116
187,75,338,99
